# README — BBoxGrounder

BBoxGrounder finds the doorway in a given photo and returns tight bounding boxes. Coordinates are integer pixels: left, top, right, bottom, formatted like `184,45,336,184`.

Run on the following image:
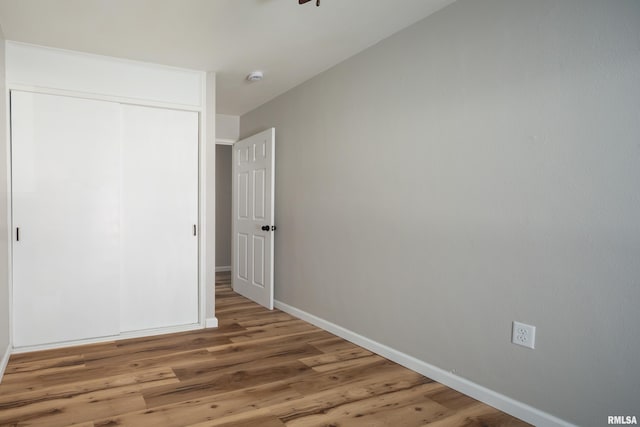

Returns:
215,144,233,291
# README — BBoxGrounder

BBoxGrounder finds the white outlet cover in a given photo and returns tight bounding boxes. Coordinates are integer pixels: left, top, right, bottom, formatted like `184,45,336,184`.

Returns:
512,321,536,349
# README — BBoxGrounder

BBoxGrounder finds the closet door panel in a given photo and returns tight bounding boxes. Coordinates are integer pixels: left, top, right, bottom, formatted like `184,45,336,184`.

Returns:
120,105,199,332
11,91,121,347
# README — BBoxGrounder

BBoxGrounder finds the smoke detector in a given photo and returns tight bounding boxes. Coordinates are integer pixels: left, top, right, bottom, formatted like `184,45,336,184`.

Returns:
246,71,264,82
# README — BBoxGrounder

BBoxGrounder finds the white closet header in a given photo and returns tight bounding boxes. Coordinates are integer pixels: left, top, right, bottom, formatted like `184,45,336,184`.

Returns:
6,41,205,108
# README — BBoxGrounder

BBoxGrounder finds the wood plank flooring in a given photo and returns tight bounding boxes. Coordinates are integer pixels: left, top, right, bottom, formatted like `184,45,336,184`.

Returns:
0,272,530,426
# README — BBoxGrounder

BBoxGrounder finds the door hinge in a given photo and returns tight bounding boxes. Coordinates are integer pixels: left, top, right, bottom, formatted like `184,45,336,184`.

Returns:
16,227,19,241
193,224,197,236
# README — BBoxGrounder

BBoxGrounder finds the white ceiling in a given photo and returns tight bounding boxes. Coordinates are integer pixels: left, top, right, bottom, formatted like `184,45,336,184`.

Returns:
0,0,454,115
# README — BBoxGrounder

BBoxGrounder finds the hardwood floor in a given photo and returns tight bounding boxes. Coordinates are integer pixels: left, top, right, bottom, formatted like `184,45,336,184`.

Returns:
0,272,530,426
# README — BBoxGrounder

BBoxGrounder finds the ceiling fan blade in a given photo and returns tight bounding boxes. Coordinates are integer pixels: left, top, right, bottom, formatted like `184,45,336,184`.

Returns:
298,0,312,3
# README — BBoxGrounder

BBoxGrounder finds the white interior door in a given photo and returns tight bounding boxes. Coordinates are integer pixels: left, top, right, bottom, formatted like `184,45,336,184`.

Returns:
11,91,121,347
120,104,199,332
232,129,275,309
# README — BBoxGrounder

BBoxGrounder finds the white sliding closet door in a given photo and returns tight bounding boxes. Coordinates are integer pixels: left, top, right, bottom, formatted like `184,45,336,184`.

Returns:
120,105,199,332
12,91,122,347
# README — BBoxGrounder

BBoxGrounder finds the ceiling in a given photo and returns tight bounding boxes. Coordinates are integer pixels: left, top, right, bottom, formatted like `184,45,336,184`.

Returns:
0,0,455,115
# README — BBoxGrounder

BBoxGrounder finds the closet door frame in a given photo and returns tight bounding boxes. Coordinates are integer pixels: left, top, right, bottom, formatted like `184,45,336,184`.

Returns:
6,85,208,352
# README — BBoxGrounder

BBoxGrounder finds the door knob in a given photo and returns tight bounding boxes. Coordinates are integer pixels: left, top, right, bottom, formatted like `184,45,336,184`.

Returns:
261,225,270,231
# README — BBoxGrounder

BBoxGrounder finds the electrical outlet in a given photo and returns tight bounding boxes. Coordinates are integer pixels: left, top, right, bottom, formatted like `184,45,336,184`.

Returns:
512,321,536,349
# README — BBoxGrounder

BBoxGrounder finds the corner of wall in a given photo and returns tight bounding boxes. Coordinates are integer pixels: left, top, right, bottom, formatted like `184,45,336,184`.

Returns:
0,27,12,381
205,71,216,322
0,345,10,382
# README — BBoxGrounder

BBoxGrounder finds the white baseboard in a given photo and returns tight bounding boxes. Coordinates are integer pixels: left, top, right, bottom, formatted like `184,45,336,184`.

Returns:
274,300,575,427
215,266,231,272
0,344,10,383
205,317,219,328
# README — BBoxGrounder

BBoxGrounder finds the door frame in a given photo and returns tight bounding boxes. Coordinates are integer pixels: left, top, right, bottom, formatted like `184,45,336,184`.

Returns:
214,138,236,279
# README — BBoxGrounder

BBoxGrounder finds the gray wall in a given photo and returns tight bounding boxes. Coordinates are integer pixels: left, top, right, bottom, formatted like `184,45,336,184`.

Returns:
0,31,10,367
215,144,232,268
240,1,640,425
